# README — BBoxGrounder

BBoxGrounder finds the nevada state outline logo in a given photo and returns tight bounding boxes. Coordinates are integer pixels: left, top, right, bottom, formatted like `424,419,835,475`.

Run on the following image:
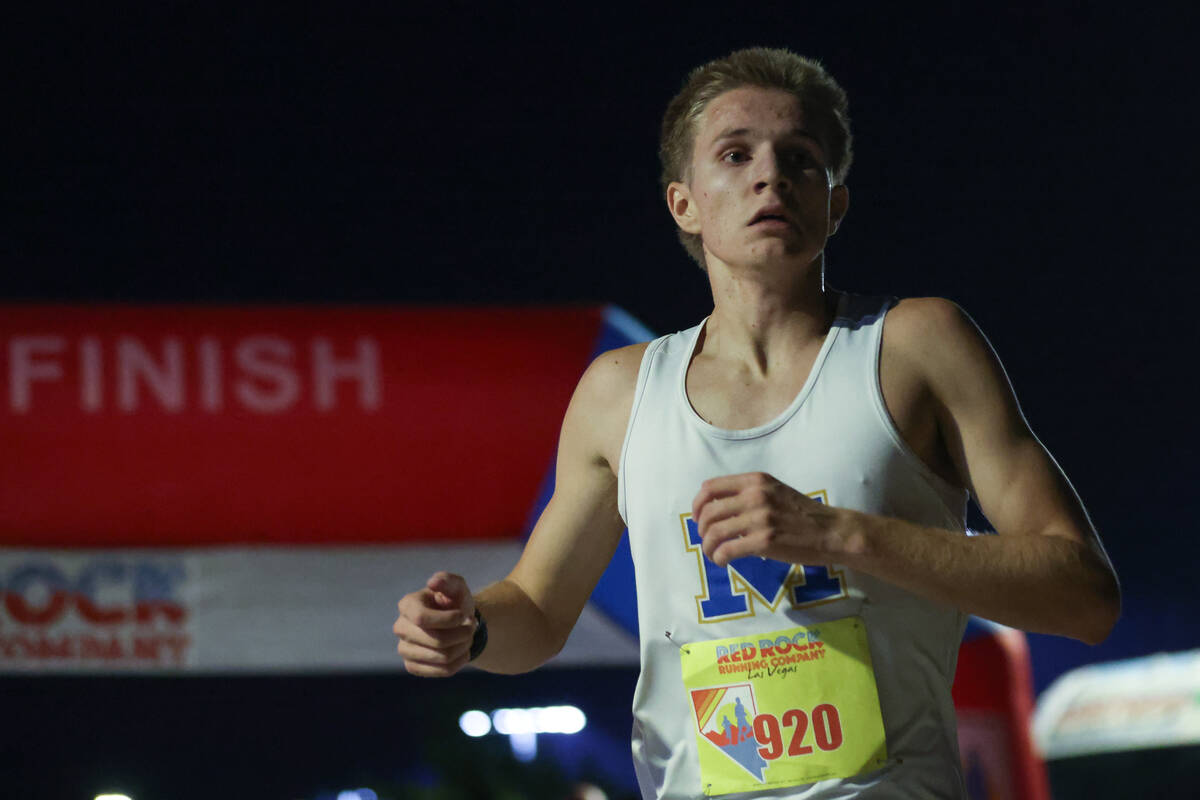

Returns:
689,683,768,782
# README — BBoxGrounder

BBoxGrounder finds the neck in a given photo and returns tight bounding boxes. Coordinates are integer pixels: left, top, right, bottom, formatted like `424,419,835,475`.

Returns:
701,253,836,375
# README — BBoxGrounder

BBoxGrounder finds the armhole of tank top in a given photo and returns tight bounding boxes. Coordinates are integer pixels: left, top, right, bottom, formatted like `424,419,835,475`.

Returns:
617,335,667,526
868,298,968,529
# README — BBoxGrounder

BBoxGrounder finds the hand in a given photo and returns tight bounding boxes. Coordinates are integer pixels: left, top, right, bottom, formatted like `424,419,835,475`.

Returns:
691,472,845,567
394,571,478,677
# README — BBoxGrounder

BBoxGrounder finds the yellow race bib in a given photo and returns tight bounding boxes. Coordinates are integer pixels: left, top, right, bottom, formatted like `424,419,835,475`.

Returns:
680,616,887,796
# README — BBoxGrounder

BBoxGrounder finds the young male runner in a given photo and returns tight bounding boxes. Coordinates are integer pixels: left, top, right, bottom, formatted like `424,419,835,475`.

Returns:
394,48,1119,798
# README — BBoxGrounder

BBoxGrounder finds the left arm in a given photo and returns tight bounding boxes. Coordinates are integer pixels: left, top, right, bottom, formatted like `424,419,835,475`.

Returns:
694,299,1120,644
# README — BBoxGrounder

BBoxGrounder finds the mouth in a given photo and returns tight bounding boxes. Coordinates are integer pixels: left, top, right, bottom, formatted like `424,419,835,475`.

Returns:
748,207,793,227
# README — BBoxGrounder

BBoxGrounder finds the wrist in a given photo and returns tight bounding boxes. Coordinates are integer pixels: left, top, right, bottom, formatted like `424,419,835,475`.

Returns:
829,507,872,566
468,607,488,661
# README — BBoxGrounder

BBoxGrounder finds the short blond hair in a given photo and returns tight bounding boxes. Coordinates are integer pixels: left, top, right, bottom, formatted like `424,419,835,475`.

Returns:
659,48,853,266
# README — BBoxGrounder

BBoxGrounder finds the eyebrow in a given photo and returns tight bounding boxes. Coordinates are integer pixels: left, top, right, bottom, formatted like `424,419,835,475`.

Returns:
710,127,820,146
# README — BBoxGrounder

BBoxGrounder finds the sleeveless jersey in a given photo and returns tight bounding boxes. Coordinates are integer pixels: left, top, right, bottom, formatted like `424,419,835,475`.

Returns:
617,293,970,799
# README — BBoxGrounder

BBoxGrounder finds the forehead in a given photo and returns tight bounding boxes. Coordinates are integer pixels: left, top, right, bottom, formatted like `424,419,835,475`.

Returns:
695,86,807,145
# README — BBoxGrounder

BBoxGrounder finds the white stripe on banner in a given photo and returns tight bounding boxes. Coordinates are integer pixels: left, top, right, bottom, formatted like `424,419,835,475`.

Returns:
0,545,638,673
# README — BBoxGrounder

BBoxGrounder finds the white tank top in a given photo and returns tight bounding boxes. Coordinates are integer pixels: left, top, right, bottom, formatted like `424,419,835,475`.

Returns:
617,293,969,799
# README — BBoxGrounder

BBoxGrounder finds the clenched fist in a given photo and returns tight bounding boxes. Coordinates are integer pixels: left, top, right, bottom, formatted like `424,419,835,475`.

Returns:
692,472,849,567
394,571,479,677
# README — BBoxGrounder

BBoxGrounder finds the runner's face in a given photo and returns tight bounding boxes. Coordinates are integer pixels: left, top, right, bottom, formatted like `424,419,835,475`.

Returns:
676,87,846,271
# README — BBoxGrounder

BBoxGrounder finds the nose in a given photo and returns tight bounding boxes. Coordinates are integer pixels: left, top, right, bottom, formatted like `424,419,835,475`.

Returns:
753,147,791,194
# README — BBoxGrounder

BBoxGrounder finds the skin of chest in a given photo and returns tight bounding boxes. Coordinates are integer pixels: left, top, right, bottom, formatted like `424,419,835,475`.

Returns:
684,342,821,430
683,328,963,491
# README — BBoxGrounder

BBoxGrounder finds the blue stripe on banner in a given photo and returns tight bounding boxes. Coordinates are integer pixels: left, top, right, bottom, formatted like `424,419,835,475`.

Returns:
600,304,657,346
520,306,653,642
962,615,1004,643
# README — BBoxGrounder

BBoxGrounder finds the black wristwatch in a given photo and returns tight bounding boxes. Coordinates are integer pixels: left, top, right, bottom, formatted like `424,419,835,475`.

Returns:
468,608,488,661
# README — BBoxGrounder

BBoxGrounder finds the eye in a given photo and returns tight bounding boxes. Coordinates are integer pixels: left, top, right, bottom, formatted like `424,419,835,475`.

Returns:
787,149,816,167
721,149,749,164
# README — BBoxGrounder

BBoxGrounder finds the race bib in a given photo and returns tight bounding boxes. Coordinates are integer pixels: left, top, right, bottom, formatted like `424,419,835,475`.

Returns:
680,616,887,796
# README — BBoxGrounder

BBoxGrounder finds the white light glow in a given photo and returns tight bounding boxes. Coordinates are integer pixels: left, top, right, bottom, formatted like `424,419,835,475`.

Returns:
510,729,538,762
573,785,608,800
490,705,586,735
459,709,492,737
95,795,133,800
492,707,532,735
335,791,378,800
539,705,587,734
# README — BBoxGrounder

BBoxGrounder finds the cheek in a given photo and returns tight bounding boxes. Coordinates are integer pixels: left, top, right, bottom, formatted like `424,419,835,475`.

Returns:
694,177,732,228
689,170,740,251
703,168,735,197
697,199,734,249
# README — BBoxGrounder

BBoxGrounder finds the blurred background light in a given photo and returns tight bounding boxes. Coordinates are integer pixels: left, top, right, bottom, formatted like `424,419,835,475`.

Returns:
510,729,538,762
458,709,492,737
95,795,133,800
570,784,608,800
335,790,377,800
539,705,586,734
489,705,587,735
467,705,588,762
492,707,531,735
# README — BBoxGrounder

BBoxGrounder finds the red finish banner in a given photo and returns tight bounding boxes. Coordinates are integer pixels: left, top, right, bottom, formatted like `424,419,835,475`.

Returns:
0,306,602,547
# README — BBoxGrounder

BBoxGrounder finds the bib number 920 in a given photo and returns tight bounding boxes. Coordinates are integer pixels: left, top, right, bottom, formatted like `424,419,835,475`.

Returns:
753,704,843,760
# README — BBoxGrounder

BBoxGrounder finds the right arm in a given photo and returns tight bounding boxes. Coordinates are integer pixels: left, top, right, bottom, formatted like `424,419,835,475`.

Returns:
394,343,645,676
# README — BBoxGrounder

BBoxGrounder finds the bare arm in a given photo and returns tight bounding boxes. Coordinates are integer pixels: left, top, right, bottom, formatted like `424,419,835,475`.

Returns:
693,299,1119,644
394,344,643,675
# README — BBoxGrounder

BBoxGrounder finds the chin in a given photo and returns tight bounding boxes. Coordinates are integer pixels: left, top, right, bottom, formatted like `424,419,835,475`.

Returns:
705,240,816,273
741,245,813,269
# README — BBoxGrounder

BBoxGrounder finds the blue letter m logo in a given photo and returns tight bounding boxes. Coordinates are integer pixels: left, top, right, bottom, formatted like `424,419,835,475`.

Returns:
681,495,847,622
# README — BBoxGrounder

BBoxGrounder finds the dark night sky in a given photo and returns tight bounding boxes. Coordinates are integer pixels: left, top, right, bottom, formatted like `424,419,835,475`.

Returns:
3,2,1199,792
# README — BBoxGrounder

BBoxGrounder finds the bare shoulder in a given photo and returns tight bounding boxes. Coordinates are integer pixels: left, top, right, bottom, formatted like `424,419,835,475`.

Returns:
885,295,1031,469
883,297,996,385
878,296,1019,489
574,342,648,407
565,341,650,471
884,296,978,348
583,341,649,386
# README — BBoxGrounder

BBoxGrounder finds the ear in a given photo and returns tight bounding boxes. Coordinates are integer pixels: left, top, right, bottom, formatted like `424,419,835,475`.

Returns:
828,184,849,236
667,180,703,235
